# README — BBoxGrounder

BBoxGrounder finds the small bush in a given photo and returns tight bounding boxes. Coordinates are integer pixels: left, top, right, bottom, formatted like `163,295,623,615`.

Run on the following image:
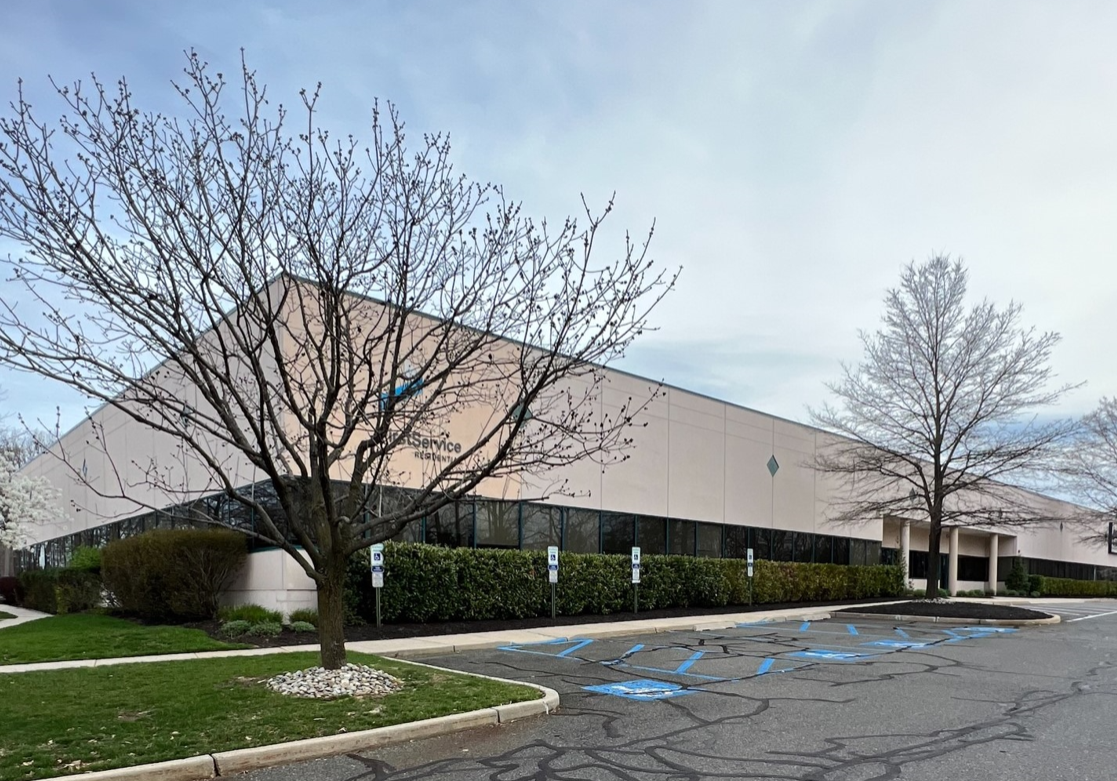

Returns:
0,576,24,606
910,589,926,598
68,546,102,573
17,568,102,614
289,620,316,633
219,604,282,625
219,619,252,638
247,620,282,637
1027,574,1043,595
287,608,318,627
1004,557,1029,593
101,529,247,621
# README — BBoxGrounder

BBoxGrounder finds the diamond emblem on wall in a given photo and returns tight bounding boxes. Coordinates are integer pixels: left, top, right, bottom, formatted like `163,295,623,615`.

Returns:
767,455,779,477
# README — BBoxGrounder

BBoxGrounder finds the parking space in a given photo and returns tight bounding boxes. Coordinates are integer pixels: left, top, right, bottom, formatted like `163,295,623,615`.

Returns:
243,610,1117,781
1035,600,1117,622
490,618,1018,699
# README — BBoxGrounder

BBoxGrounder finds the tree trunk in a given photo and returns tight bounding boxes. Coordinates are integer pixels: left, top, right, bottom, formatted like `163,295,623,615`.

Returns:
925,524,942,599
316,555,348,670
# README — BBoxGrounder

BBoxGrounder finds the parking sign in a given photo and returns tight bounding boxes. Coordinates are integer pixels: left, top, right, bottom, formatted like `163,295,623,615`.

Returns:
370,544,384,588
631,547,641,584
547,545,559,584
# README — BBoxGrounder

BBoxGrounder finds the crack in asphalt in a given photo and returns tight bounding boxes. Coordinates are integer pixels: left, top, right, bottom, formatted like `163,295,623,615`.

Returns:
245,618,1117,781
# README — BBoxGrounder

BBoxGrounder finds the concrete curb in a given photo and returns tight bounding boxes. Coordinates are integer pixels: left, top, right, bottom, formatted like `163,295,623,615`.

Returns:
42,756,216,780
38,662,559,781
838,611,1061,627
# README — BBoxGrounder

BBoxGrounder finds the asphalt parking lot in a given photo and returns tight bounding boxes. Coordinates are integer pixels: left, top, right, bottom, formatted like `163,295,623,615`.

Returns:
243,601,1117,781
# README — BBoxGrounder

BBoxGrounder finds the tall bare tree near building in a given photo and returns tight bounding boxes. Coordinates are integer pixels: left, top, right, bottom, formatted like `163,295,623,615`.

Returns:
0,53,676,667
1062,398,1117,548
811,256,1076,598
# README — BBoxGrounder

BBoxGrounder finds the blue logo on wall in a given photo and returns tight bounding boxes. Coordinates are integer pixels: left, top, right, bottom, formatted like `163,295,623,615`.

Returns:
583,679,700,701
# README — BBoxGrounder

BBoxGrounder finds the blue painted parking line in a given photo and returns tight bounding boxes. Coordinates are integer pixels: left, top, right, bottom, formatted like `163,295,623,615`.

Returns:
675,651,705,673
757,658,775,675
556,638,595,657
800,621,811,632
895,628,910,638
862,639,935,649
846,624,859,636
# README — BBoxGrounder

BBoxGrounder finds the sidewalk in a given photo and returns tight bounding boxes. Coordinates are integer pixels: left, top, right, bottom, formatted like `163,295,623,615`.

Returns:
0,601,887,675
0,604,51,630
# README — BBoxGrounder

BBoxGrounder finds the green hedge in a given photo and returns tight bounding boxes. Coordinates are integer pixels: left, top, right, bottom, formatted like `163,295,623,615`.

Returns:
344,543,906,624
17,568,102,614
1037,576,1117,598
101,529,247,621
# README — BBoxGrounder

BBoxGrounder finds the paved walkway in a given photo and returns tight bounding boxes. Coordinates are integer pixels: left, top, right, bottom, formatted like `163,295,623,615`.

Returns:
0,597,1090,676
0,604,51,629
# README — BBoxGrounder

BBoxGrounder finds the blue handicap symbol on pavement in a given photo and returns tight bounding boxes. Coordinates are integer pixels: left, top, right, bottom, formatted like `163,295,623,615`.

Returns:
583,679,700,701
862,639,934,649
787,648,878,662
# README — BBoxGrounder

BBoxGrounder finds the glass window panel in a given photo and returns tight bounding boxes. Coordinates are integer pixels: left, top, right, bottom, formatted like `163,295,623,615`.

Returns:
390,518,423,543
770,529,793,561
521,505,562,550
865,540,882,565
696,523,722,558
850,539,867,566
832,537,850,565
724,526,749,559
794,533,813,563
637,517,667,555
424,501,473,548
475,501,520,548
814,535,833,564
668,519,695,556
753,528,772,560
602,513,635,555
563,508,599,553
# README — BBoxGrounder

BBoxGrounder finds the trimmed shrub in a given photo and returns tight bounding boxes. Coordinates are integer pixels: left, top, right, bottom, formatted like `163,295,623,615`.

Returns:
17,568,102,614
0,575,24,606
247,621,282,637
1027,575,1043,595
101,529,247,621
68,545,102,573
1037,577,1117,598
288,608,318,627
219,604,282,625
344,542,906,625
290,620,316,633
220,619,252,638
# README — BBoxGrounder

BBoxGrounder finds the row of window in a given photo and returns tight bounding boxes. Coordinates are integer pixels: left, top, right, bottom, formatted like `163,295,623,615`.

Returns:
879,548,1117,585
16,481,884,569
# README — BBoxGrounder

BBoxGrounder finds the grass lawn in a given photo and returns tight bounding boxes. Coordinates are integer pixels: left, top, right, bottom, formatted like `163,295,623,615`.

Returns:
0,613,248,664
0,652,538,780
0,611,14,620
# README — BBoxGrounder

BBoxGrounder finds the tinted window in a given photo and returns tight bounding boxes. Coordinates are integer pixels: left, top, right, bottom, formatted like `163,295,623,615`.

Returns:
637,516,667,555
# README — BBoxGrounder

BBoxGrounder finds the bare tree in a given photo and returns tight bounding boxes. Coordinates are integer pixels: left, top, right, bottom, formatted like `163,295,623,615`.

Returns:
810,256,1076,598
0,52,675,667
1060,398,1117,548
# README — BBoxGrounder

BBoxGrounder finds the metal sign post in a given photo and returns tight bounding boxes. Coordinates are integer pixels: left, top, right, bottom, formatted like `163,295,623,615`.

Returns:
631,547,641,614
370,544,385,628
547,546,559,620
746,547,754,607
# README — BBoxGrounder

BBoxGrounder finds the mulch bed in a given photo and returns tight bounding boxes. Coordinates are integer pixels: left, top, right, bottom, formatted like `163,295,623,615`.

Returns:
189,597,896,648
836,600,1051,620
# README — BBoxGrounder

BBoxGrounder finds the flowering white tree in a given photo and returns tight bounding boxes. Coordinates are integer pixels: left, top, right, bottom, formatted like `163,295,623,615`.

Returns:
0,450,59,549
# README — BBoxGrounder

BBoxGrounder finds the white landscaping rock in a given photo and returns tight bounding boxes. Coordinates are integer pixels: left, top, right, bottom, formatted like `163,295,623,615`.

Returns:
265,664,403,699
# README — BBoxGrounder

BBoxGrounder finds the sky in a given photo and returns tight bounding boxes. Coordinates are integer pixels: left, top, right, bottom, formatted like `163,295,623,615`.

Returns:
0,0,1115,432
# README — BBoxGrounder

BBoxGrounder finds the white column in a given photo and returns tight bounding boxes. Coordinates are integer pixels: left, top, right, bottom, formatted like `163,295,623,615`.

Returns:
900,520,911,585
948,527,959,596
987,534,999,593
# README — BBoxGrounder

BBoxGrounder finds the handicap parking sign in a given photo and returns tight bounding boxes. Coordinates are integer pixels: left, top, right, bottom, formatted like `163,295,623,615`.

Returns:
583,679,699,701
